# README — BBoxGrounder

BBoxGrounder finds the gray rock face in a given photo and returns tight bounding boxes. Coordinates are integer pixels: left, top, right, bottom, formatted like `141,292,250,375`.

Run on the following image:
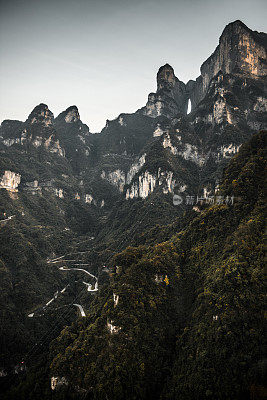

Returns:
142,21,267,120
0,104,64,156
56,105,80,123
187,20,267,109
0,20,266,206
54,106,90,173
0,170,21,192
98,21,266,201
143,64,187,118
27,103,54,126
142,20,267,121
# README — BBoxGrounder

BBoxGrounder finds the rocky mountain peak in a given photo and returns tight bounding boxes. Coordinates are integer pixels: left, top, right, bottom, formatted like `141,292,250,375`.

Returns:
224,19,249,31
56,105,80,123
215,19,266,76
221,19,253,41
186,20,267,110
157,63,177,90
142,64,187,118
27,103,54,126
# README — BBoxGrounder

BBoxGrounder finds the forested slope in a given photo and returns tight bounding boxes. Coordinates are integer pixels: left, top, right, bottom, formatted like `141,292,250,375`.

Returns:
46,132,265,400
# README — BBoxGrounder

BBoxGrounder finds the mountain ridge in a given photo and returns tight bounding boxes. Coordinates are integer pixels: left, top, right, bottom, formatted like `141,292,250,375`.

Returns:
0,19,266,400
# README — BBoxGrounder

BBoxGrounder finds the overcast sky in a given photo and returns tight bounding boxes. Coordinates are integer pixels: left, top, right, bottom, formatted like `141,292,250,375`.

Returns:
0,0,266,131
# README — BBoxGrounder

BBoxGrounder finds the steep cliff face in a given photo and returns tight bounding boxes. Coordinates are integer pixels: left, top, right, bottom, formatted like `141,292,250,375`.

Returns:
0,104,64,156
54,106,91,173
0,171,21,192
141,21,266,120
143,64,187,118
27,103,54,126
187,20,267,109
0,21,265,223
56,105,80,123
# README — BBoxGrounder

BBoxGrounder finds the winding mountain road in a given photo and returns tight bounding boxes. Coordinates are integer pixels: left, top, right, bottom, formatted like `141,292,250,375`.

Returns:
83,280,98,292
73,303,86,317
59,266,97,282
0,215,15,225
28,255,99,318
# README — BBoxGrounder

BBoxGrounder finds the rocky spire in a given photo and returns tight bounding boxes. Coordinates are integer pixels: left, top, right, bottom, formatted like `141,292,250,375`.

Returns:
56,106,80,123
157,64,178,92
186,20,267,110
27,103,54,126
143,64,188,118
202,20,266,78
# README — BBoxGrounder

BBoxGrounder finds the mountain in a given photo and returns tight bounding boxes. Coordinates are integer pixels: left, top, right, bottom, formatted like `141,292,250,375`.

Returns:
0,20,266,399
47,130,266,400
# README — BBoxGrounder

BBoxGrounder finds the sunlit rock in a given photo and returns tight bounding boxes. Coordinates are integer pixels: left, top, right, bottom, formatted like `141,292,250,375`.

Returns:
28,104,54,126
55,188,64,198
186,20,267,109
118,115,126,126
126,154,146,184
253,96,267,112
101,169,126,192
162,133,178,154
220,143,241,159
107,319,121,334
0,171,21,192
143,64,188,118
85,194,94,204
113,293,119,307
51,376,68,391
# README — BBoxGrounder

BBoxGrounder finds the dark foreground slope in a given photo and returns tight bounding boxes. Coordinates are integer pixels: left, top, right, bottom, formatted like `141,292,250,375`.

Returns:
42,131,265,400
164,131,266,400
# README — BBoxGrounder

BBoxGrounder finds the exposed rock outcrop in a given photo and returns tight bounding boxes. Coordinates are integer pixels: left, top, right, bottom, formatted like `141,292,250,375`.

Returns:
143,64,188,118
0,104,65,156
51,376,68,391
187,20,267,109
107,319,121,334
27,103,54,126
125,168,179,199
0,171,21,192
101,169,126,192
56,105,80,123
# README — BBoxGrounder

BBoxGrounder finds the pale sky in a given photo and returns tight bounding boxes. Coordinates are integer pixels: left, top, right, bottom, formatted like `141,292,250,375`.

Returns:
0,0,266,131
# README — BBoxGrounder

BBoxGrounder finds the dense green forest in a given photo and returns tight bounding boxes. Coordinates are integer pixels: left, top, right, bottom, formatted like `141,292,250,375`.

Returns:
5,131,264,400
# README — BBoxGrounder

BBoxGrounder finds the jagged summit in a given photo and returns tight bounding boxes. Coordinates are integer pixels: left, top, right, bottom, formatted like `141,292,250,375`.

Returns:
157,63,175,78
185,20,267,110
28,103,50,114
142,63,187,118
220,19,261,39
225,19,249,30
220,19,267,59
158,62,173,69
56,105,80,123
204,19,266,77
27,103,54,126
157,63,184,90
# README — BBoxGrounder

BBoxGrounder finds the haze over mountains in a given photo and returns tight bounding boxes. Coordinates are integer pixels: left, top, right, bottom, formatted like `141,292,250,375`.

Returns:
0,20,266,400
